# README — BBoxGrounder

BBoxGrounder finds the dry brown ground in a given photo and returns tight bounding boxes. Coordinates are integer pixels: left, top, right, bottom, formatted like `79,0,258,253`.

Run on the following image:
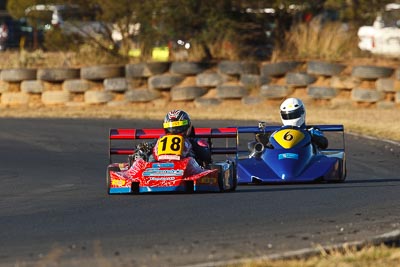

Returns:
1,99,399,142
0,51,399,142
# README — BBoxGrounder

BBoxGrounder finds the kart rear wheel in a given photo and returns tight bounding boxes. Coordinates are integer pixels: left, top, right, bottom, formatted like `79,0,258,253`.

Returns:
217,172,225,192
230,162,238,192
211,161,237,192
340,162,347,182
224,160,237,192
106,166,120,195
210,164,225,192
331,161,346,183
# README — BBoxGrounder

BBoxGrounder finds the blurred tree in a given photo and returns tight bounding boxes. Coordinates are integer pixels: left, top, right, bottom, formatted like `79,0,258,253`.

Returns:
7,0,42,49
159,0,272,60
5,0,395,60
324,0,394,24
82,0,163,60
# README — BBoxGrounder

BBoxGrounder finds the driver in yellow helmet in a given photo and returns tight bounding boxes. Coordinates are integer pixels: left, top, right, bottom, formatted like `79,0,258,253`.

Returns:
152,109,212,167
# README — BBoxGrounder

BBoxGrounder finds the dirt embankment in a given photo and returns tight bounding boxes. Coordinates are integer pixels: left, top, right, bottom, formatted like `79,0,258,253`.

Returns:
1,99,400,142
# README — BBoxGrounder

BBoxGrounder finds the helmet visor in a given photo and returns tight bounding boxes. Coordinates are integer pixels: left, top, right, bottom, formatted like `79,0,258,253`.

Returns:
281,106,305,120
163,119,189,134
163,119,189,129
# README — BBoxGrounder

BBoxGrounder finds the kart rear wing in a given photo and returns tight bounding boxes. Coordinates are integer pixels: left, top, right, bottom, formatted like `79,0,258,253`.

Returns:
236,124,344,134
236,124,345,152
109,127,238,162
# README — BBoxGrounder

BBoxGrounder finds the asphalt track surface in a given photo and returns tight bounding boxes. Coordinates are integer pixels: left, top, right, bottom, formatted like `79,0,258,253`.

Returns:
1,118,400,267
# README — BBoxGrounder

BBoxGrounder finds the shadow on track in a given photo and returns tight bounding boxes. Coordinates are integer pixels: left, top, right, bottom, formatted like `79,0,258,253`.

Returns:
235,178,400,193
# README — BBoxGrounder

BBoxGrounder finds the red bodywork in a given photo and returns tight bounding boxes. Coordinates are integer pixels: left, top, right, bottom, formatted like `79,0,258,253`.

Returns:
107,127,238,194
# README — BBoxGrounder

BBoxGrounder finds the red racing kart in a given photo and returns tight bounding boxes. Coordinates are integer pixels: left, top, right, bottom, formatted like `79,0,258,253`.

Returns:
106,127,238,194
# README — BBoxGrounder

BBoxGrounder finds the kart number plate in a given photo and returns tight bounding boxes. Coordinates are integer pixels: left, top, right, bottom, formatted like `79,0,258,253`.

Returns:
157,134,184,156
273,129,305,149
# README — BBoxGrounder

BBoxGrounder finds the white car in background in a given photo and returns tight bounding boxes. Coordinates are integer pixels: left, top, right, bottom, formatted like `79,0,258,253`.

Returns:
358,3,400,57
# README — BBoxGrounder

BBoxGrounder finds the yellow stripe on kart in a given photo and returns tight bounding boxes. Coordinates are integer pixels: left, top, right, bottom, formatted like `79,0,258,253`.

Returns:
273,129,305,149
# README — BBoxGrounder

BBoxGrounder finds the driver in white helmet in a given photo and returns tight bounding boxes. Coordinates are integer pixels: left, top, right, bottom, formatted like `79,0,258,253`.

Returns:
252,98,328,150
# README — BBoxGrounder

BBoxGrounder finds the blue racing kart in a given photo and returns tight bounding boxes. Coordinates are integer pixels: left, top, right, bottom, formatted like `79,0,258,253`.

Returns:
236,124,346,184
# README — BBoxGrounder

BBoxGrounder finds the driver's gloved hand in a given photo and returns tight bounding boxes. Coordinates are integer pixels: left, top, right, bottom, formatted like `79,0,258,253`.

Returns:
309,127,323,137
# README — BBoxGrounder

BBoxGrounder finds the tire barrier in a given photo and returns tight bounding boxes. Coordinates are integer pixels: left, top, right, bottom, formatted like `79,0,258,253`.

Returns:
0,60,399,108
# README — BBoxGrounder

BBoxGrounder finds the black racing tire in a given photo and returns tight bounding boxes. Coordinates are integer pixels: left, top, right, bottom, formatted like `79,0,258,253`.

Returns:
209,164,225,192
228,161,237,192
240,74,261,87
261,61,302,77
194,97,222,107
259,74,271,85
307,61,346,76
307,86,338,99
103,78,128,92
37,68,80,82
351,65,394,80
171,86,207,101
125,62,170,78
106,166,120,195
218,60,243,75
286,72,317,86
148,74,185,90
216,167,225,192
340,161,347,182
125,89,160,102
62,79,94,93
216,84,248,99
260,84,293,99
351,88,384,102
328,160,346,183
170,61,209,75
1,68,37,82
81,65,124,81
196,72,224,87
241,62,260,74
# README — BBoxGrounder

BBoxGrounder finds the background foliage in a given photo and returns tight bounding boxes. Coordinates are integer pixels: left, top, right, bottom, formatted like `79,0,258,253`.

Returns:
4,0,397,63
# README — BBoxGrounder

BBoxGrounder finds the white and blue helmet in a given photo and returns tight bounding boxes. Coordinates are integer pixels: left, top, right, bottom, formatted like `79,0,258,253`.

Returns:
279,98,306,127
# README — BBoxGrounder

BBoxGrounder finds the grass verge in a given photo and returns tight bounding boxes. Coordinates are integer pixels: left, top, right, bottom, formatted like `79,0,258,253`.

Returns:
228,244,400,267
1,101,399,142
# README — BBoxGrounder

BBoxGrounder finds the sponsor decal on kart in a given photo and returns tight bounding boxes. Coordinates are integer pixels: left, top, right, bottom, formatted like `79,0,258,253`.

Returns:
111,179,126,186
143,169,184,176
149,177,176,181
152,162,175,168
127,158,147,176
278,153,299,160
198,176,218,184
158,154,181,161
